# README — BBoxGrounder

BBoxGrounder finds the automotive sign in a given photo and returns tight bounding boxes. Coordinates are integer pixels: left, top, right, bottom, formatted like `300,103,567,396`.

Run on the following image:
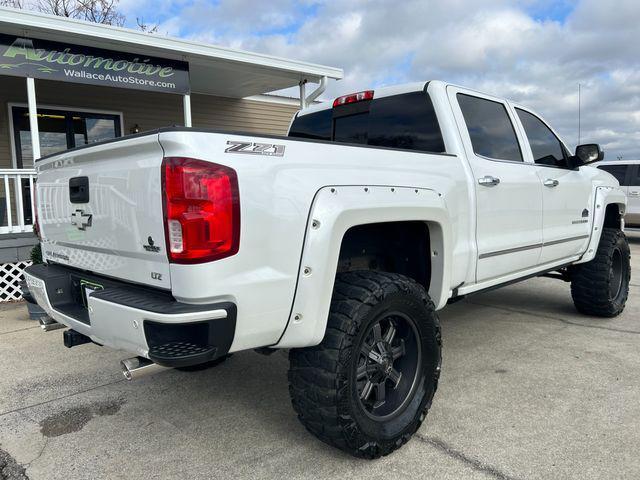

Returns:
0,34,190,94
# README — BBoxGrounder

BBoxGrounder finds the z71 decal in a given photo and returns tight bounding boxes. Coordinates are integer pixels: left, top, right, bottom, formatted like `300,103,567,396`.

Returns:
225,140,285,157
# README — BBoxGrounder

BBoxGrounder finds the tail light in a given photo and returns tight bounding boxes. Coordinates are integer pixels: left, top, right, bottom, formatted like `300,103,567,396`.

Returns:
162,157,240,264
333,90,374,108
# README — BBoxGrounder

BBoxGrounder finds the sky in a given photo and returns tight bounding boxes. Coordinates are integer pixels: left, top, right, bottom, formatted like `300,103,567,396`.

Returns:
116,0,640,159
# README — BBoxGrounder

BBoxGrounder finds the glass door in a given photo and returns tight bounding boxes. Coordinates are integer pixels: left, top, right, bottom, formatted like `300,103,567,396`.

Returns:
11,107,122,224
12,107,122,168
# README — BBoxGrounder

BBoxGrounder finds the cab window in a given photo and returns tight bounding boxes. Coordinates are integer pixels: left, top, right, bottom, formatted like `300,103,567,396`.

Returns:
516,108,567,168
289,91,445,154
457,94,523,162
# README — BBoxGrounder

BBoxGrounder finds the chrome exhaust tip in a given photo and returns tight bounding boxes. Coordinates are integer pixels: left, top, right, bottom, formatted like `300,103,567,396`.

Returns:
120,357,168,381
39,317,66,332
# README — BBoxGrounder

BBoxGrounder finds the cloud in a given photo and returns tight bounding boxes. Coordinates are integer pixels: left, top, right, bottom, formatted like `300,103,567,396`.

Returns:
124,0,640,159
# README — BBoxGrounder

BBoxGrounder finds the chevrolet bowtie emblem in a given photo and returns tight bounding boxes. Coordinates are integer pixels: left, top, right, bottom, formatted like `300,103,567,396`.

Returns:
71,209,92,230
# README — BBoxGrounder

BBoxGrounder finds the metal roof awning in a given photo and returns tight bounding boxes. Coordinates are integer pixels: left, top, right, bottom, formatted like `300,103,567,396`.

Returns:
0,6,343,98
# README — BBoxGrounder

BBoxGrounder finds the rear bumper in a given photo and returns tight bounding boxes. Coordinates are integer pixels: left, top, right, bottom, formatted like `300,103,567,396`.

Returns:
24,264,236,367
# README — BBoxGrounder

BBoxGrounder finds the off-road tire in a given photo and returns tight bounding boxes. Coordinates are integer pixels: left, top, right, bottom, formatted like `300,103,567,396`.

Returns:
288,271,442,459
571,228,630,317
176,354,232,372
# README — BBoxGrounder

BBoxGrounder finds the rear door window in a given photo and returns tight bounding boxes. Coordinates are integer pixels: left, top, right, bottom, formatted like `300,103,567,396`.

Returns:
516,108,568,168
367,94,445,152
289,91,445,153
457,93,523,162
598,164,630,185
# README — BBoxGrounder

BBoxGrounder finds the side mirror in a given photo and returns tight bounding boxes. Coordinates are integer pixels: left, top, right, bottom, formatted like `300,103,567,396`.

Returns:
575,144,604,165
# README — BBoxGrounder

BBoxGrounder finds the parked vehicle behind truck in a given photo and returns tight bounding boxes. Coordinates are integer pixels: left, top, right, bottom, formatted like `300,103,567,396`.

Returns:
25,80,630,458
595,160,640,228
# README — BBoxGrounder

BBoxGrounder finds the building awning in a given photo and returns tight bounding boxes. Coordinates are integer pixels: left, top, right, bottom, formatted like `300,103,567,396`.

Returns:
0,7,343,98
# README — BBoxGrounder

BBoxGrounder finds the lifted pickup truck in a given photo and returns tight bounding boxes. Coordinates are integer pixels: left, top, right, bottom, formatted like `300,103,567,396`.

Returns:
25,80,629,458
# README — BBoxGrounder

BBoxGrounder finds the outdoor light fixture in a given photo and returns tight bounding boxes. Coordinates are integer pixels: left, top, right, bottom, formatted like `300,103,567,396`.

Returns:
130,124,141,134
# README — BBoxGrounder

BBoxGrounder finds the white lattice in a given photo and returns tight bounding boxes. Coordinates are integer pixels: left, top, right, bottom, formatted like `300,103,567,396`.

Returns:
0,260,32,302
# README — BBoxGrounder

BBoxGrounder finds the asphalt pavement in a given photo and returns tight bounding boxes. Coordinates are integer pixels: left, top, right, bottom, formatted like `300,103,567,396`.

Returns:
1,234,639,479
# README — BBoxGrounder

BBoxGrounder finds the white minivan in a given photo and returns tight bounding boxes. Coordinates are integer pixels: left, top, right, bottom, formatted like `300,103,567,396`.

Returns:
596,160,640,227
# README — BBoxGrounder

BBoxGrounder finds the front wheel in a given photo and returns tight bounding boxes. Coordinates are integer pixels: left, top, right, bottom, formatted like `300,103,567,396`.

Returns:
288,271,442,459
571,228,630,317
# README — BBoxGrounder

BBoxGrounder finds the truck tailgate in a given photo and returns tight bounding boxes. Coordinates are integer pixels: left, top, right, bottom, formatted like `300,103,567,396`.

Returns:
36,134,170,289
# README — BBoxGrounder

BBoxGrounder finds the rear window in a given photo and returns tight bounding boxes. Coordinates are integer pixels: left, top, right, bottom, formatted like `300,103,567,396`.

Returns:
288,91,445,154
286,108,332,140
334,113,369,144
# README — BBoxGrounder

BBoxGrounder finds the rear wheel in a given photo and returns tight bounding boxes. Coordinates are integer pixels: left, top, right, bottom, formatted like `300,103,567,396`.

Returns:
571,228,630,317
288,271,441,459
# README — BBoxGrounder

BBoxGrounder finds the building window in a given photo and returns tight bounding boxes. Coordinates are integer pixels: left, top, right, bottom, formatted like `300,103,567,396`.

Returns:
11,106,122,168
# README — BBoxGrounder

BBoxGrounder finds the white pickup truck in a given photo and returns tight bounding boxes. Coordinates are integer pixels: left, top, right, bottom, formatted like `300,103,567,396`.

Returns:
25,80,630,458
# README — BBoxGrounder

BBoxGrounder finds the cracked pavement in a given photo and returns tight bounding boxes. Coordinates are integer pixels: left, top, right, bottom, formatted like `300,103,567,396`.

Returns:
1,234,639,479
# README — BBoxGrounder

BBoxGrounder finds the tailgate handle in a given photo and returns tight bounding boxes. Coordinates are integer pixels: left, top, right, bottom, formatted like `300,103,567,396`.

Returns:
69,176,90,204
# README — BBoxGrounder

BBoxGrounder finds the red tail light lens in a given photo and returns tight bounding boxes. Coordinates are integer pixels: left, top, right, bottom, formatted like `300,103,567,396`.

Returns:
333,90,374,108
162,157,240,264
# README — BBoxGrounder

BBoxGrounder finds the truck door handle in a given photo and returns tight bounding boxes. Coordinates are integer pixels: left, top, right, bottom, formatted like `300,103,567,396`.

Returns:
629,191,640,196
478,176,500,187
543,179,559,188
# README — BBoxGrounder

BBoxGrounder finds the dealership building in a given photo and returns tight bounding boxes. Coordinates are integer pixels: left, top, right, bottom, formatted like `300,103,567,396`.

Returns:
0,7,342,301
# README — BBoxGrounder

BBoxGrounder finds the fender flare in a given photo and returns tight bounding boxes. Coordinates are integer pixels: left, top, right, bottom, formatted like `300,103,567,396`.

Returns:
275,185,452,349
574,186,626,265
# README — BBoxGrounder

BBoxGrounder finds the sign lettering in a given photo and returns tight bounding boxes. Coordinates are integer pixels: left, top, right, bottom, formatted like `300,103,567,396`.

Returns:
0,34,190,94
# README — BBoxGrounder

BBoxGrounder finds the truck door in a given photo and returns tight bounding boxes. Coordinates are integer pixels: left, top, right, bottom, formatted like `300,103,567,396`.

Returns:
447,87,543,282
513,106,593,264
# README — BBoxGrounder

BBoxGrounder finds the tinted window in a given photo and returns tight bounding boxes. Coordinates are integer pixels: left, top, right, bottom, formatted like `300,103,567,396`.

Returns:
628,166,640,186
457,94,522,162
333,113,368,144
288,91,445,153
598,164,629,185
287,108,332,140
516,109,567,168
367,93,445,152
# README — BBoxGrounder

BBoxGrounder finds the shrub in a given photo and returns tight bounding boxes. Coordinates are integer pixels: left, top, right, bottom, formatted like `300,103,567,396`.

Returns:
30,243,42,264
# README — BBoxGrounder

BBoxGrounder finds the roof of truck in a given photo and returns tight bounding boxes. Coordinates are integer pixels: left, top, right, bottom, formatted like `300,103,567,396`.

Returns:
297,79,523,117
593,160,640,166
298,81,430,116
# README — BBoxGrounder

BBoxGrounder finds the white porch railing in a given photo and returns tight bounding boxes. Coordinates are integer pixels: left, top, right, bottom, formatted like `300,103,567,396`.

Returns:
0,169,37,235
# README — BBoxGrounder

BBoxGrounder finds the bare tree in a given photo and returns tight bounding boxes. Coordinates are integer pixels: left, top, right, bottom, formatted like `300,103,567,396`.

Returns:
0,0,25,7
35,0,125,26
2,0,156,32
136,17,158,34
